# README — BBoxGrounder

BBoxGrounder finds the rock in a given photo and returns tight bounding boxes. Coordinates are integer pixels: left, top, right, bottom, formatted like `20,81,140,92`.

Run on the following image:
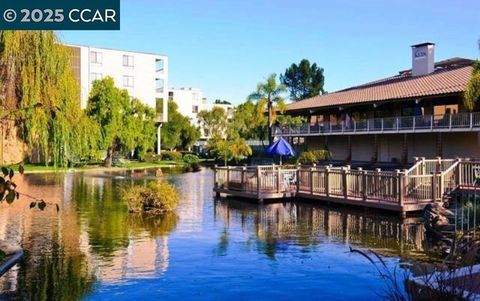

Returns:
155,169,163,177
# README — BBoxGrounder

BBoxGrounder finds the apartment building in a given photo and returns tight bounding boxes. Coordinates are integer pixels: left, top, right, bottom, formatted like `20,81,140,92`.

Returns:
277,43,478,164
67,44,169,123
168,87,234,139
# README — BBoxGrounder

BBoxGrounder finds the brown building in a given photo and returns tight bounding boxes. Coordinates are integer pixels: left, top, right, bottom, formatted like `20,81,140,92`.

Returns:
277,43,478,164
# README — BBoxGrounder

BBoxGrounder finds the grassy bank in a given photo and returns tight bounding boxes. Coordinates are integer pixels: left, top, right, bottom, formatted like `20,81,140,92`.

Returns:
8,160,187,174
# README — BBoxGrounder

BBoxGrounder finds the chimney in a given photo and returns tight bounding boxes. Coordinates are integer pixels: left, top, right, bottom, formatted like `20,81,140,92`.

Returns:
411,42,435,76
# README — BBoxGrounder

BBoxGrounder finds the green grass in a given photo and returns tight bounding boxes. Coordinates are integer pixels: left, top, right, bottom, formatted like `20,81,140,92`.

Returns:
6,160,188,174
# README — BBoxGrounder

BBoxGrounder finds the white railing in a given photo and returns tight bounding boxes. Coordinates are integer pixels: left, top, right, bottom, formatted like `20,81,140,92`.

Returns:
274,112,480,136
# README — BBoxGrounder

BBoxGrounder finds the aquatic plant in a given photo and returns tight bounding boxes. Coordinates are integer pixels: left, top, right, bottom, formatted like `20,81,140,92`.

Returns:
123,181,180,214
351,234,480,301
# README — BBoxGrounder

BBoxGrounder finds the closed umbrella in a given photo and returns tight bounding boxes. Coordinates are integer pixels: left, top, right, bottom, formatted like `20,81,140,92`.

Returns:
265,137,296,165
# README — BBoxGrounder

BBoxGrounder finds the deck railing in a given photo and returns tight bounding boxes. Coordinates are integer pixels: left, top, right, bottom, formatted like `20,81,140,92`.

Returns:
213,159,480,211
274,111,480,136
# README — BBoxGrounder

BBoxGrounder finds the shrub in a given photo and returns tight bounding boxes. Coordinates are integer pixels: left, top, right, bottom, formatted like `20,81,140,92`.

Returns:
183,162,201,172
143,152,162,163
161,151,182,161
297,150,331,164
182,154,200,164
123,181,180,214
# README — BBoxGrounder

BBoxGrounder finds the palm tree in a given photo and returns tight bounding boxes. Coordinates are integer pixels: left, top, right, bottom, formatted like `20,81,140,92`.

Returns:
248,74,287,145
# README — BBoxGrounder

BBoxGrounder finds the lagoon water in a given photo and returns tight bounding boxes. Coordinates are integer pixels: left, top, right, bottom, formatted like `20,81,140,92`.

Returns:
0,168,426,300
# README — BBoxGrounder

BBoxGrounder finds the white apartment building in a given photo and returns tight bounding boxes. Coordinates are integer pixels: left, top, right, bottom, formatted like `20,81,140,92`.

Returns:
168,88,234,139
66,44,169,123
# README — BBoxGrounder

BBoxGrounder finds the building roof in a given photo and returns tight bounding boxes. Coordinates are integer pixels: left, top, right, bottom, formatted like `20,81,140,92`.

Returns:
286,58,474,112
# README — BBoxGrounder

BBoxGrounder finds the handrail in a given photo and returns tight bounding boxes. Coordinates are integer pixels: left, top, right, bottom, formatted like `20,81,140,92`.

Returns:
274,111,480,136
213,159,479,209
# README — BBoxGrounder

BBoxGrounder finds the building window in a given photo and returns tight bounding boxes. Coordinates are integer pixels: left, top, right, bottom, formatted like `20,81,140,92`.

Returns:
192,105,199,113
168,91,174,101
90,51,102,64
123,75,134,88
123,55,134,67
90,73,103,83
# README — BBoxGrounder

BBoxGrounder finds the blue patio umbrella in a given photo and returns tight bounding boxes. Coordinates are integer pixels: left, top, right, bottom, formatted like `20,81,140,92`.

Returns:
265,137,296,165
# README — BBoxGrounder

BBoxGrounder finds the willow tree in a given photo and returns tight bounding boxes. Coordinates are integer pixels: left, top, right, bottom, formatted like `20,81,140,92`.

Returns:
0,31,99,166
464,61,480,112
248,74,287,145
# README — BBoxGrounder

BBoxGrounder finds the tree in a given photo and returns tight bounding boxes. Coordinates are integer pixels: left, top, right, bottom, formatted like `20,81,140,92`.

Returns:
229,137,252,163
464,61,480,112
198,107,228,139
0,31,99,166
86,77,156,167
161,101,200,150
280,59,325,101
248,74,287,145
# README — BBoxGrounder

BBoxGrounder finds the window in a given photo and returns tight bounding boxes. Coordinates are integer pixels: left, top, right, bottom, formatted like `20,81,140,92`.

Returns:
192,105,199,113
123,75,134,88
90,51,102,64
168,91,174,101
90,73,103,83
123,55,134,67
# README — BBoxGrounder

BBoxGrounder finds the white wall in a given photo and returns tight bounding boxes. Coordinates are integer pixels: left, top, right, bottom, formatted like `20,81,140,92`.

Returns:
169,88,234,140
69,44,169,122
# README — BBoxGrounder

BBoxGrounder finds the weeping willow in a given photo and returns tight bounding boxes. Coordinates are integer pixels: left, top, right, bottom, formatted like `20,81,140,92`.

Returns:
0,31,99,166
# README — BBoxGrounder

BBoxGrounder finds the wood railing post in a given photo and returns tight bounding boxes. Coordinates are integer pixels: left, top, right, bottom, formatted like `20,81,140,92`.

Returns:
398,170,405,207
360,168,367,201
241,166,246,191
431,173,437,201
256,167,261,198
342,167,348,199
456,160,462,187
226,166,230,189
449,114,452,130
325,166,330,197
310,165,315,195
277,167,281,193
470,112,473,129
296,163,301,194
431,115,434,130
436,156,442,173
214,165,218,188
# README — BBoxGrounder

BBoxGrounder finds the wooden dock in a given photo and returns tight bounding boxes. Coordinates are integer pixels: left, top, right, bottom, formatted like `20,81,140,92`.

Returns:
213,158,480,214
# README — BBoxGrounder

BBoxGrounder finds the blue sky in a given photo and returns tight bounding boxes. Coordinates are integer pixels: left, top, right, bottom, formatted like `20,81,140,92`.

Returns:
61,0,480,104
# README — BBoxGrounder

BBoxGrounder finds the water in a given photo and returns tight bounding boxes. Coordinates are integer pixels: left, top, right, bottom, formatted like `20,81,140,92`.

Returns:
0,168,427,300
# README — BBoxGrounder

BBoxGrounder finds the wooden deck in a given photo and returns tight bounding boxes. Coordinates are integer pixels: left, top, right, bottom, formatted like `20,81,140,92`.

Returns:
213,158,480,214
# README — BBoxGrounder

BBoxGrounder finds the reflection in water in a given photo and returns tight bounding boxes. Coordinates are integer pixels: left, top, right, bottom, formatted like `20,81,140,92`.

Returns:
0,169,432,300
0,170,178,299
214,199,426,259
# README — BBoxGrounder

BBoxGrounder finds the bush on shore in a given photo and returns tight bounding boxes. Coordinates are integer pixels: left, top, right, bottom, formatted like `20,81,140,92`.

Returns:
161,151,182,161
123,181,180,214
297,150,331,165
182,154,200,164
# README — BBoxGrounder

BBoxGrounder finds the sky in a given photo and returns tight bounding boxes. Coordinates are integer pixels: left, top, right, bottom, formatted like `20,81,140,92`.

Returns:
61,0,480,104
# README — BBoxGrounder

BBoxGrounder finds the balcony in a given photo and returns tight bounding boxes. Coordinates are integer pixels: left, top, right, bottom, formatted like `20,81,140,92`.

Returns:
274,111,480,137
